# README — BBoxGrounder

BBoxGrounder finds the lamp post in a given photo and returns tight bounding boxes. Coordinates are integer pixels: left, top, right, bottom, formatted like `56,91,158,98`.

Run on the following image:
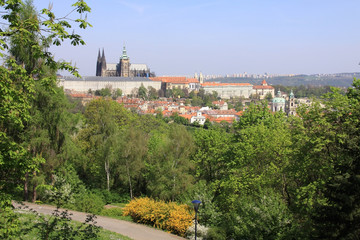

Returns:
192,200,201,240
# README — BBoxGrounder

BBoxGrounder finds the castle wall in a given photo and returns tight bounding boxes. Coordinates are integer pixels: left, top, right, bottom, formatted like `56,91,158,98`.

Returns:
59,77,161,95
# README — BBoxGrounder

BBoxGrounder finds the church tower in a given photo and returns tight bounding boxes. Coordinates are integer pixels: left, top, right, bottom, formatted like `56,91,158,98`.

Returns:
119,46,130,77
199,72,204,84
287,89,296,116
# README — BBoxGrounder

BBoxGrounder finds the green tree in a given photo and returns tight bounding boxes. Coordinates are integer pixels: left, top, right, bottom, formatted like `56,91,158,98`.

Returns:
100,87,112,97
224,189,298,240
113,88,123,99
0,0,91,196
138,83,147,99
173,87,185,98
311,80,360,239
146,126,194,201
76,98,134,190
192,128,230,184
148,86,158,100
265,92,273,101
165,88,173,98
0,0,91,238
115,126,148,199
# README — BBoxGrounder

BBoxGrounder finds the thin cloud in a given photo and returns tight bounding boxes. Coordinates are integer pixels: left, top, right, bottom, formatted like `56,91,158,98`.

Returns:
118,0,146,14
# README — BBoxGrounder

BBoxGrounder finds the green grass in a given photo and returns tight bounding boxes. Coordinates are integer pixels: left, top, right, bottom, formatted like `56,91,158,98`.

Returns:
108,202,127,208
100,204,132,221
17,212,132,240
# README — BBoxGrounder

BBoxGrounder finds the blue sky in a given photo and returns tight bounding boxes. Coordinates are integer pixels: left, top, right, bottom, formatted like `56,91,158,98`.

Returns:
33,0,360,76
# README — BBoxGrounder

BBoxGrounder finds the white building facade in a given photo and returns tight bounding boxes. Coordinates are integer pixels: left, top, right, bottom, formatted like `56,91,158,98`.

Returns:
201,82,253,99
58,76,161,95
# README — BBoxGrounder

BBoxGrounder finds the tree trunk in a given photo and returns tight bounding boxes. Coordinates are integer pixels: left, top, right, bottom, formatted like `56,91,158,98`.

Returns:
172,175,176,201
126,160,133,199
32,183,37,203
105,160,110,191
24,172,29,201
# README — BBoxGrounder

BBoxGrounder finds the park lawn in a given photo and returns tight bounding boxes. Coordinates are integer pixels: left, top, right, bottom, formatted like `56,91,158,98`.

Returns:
100,203,132,222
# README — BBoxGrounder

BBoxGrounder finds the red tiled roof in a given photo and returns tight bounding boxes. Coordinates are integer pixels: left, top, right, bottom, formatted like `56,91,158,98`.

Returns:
201,82,252,87
69,93,92,98
261,79,268,85
212,100,226,105
206,116,235,123
187,78,199,83
179,113,196,120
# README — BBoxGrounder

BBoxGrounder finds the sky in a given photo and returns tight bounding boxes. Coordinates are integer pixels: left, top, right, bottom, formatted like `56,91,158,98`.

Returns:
33,0,360,76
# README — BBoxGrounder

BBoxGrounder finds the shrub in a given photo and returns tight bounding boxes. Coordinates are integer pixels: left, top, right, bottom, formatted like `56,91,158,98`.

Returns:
91,189,130,204
205,226,226,240
224,189,299,240
123,197,193,237
185,221,209,240
73,192,105,214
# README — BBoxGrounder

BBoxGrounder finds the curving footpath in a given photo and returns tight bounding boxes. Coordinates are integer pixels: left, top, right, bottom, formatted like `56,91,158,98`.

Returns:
13,202,185,240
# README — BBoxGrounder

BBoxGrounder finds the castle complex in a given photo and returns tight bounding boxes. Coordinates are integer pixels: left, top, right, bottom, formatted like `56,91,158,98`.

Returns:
96,46,154,77
58,47,302,116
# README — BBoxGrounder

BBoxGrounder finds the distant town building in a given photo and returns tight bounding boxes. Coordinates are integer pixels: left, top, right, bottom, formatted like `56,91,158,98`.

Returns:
212,101,228,110
253,79,275,99
96,46,154,77
150,76,200,92
193,72,204,84
191,111,206,125
201,82,253,99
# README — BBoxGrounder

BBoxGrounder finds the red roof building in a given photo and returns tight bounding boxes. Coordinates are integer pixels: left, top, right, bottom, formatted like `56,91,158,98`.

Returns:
253,79,275,99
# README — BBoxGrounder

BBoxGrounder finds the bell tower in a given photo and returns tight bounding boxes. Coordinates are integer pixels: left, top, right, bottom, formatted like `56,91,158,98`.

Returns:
288,89,296,116
119,46,130,77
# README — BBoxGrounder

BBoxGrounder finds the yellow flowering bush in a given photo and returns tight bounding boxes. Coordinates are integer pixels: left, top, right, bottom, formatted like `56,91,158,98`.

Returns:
123,197,193,236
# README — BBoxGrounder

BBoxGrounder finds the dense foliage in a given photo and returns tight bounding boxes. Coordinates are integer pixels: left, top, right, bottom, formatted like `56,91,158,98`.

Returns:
2,1,360,239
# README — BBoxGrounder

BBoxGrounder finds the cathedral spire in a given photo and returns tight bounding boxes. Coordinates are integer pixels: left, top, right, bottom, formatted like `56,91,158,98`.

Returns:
96,48,102,76
101,48,106,73
97,49,101,61
102,48,105,60
121,45,129,60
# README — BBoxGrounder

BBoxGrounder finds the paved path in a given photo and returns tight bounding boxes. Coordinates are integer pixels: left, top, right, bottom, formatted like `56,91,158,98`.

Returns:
13,202,186,240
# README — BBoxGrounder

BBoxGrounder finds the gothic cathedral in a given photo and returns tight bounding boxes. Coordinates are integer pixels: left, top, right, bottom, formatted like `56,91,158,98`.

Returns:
96,46,154,77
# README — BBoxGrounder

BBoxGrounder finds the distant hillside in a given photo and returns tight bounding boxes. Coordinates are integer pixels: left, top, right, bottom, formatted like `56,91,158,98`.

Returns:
208,72,360,87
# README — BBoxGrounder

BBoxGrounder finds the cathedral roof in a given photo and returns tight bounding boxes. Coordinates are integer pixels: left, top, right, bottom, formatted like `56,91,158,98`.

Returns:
130,64,149,71
106,63,117,71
